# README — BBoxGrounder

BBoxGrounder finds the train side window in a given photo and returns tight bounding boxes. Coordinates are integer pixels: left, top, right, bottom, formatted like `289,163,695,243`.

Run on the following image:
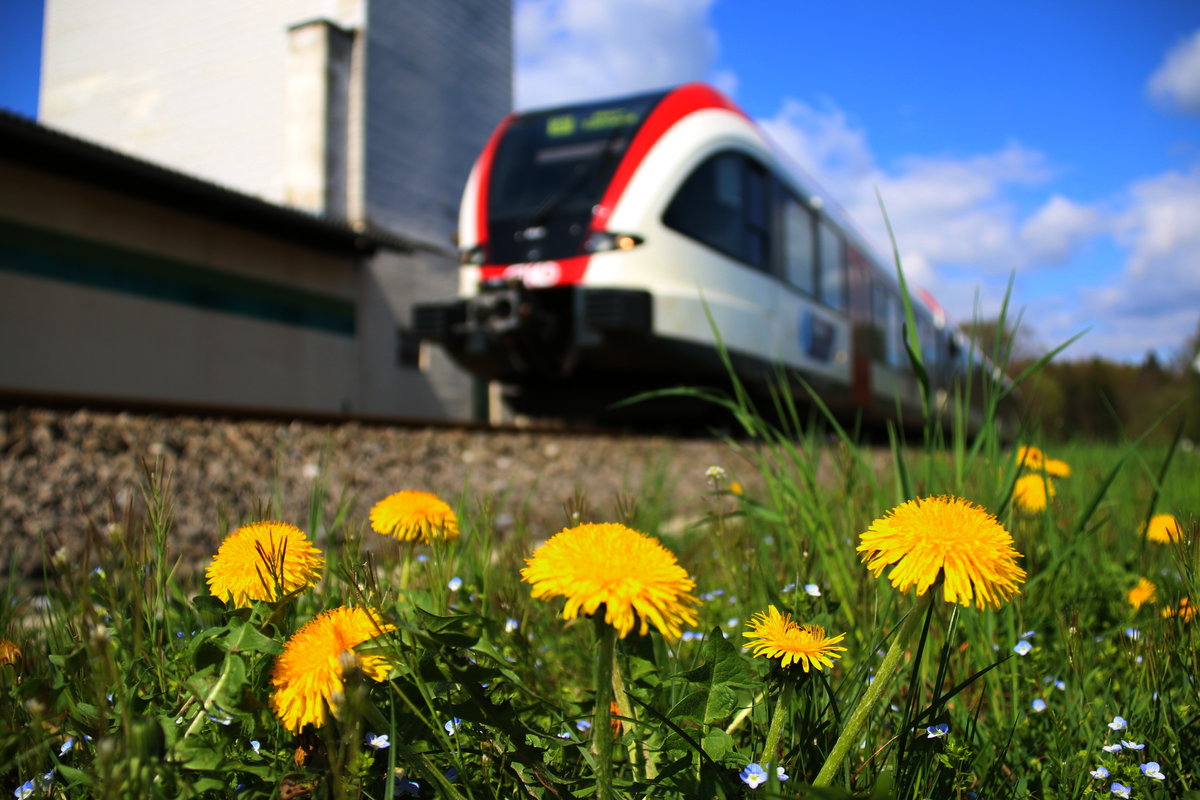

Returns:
744,165,769,269
781,193,816,294
870,284,890,362
663,150,769,271
818,221,846,311
888,294,906,368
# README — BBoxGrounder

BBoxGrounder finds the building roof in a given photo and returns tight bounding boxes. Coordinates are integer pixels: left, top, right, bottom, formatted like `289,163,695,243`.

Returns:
0,109,425,256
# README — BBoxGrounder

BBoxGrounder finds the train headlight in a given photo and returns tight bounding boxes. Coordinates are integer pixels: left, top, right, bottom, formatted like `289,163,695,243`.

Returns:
583,231,643,253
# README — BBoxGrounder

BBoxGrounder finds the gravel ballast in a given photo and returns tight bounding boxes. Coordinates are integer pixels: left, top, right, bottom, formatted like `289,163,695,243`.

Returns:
1,407,756,583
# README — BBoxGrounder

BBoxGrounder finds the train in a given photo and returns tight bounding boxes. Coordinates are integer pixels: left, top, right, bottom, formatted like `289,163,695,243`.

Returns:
412,83,995,428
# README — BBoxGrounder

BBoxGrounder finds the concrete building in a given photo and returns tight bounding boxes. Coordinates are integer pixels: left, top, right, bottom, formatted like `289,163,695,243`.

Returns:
0,112,461,418
0,1,512,419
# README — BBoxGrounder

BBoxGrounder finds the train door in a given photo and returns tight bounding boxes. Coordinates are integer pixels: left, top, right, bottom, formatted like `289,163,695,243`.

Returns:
846,246,874,411
770,184,852,409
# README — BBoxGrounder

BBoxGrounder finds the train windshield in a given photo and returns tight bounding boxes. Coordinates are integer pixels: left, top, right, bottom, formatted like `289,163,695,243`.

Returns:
486,91,664,263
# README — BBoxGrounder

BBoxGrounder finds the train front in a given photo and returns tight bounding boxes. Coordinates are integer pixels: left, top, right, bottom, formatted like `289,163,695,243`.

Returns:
411,90,668,419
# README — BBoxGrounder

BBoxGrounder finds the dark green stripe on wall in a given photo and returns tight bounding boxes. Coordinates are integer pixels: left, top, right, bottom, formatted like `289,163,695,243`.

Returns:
0,219,356,337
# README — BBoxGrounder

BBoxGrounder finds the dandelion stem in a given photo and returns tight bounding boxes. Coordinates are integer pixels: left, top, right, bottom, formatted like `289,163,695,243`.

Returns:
592,616,618,800
611,652,648,777
813,591,933,787
761,679,792,786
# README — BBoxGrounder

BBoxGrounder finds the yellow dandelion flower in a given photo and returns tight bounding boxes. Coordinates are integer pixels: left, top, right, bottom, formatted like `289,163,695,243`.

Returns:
269,606,395,733
742,605,847,672
1143,513,1183,544
206,521,324,608
857,496,1026,610
1015,445,1045,471
520,522,699,639
1013,473,1055,514
1162,597,1197,622
1043,458,1071,478
0,639,20,667
370,491,459,543
1127,577,1157,611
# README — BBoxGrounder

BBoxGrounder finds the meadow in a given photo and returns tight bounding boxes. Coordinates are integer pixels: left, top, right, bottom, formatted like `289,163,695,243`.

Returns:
1,323,1198,798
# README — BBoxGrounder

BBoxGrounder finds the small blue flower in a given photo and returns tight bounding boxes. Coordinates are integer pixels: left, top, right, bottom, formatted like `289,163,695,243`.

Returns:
416,553,429,563
249,740,261,753
447,577,463,592
504,618,519,633
13,780,34,800
1013,640,1032,656
557,731,571,739
575,719,592,731
1031,698,1047,713
444,718,463,735
395,778,421,797
1020,630,1036,638
1120,740,1144,750
1108,715,1127,730
739,763,769,789
1110,782,1131,799
1124,628,1140,640
726,617,739,628
1089,765,1109,779
804,583,821,597
926,723,950,738
365,732,390,750
1102,743,1123,753
59,737,74,756
1140,761,1165,780
775,765,789,782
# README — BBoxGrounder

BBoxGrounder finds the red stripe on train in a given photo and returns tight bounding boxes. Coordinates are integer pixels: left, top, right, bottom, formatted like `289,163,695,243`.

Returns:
589,83,746,232
479,256,591,287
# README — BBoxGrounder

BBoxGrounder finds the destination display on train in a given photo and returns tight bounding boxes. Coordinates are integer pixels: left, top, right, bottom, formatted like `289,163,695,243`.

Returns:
545,107,643,138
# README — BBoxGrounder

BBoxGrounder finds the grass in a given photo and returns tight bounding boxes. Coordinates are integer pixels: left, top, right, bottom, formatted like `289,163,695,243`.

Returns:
2,299,1199,799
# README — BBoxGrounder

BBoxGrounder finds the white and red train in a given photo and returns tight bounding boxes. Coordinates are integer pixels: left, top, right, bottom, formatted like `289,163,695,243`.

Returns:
413,83,987,425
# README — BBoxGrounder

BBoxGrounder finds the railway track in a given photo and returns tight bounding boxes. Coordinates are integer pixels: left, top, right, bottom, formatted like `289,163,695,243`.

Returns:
1,401,753,588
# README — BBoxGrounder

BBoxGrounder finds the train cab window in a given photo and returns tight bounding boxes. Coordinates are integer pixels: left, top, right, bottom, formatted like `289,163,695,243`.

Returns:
781,193,816,294
663,151,770,271
818,221,847,311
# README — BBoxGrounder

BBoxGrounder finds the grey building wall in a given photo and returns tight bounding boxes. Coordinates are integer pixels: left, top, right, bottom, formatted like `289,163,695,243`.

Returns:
39,0,353,206
0,158,360,413
34,0,513,420
362,1,512,248
39,0,512,247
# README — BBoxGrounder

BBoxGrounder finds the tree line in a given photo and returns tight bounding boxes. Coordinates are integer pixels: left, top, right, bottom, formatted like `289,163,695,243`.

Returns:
961,317,1200,444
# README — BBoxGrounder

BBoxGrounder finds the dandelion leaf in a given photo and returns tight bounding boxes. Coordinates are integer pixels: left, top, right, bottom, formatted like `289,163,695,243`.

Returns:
669,626,751,726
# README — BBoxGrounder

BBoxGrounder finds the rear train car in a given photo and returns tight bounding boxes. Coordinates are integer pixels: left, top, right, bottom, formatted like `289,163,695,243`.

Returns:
413,83,986,426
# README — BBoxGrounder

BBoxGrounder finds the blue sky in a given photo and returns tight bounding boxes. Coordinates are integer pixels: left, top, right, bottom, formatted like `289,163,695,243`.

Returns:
5,1,1200,363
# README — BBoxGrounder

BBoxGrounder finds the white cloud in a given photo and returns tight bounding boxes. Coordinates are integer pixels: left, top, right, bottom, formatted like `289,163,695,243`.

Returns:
1019,195,1105,266
1025,165,1200,361
758,99,1059,272
1111,165,1200,313
514,0,720,110
1148,28,1200,114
